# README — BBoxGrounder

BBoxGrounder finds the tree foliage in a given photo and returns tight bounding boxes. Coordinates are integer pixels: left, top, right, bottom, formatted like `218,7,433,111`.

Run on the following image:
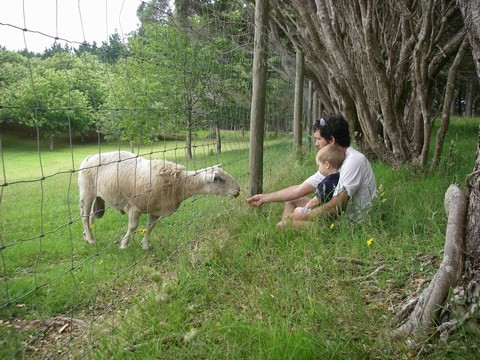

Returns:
0,49,103,148
98,1,256,154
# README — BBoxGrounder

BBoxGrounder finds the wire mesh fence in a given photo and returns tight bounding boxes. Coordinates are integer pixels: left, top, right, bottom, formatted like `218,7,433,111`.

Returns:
0,1,298,357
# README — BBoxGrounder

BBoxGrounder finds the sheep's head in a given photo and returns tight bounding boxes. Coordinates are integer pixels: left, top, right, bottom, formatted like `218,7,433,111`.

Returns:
202,165,240,197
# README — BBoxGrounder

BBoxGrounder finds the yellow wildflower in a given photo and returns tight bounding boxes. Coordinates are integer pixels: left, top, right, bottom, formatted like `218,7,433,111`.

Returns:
139,228,147,234
330,223,335,230
367,238,374,247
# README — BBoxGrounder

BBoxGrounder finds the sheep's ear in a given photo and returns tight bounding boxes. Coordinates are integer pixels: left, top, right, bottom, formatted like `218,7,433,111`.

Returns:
205,173,216,183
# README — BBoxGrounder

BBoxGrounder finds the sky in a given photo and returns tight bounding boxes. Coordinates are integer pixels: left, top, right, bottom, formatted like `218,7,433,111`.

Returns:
0,0,143,53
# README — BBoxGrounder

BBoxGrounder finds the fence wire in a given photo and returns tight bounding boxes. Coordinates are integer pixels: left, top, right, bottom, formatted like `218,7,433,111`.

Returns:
0,1,300,358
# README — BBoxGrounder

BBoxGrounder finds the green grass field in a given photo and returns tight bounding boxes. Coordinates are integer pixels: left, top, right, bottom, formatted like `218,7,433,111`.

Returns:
1,119,479,359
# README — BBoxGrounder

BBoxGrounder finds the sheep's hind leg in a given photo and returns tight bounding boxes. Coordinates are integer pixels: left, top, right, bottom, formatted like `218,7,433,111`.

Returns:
80,197,96,244
141,214,159,251
119,208,141,249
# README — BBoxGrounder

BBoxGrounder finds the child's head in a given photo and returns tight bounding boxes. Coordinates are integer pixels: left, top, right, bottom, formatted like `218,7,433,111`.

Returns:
316,144,345,176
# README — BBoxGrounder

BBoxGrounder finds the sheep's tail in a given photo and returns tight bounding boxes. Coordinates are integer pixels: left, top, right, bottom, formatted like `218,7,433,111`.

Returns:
94,197,106,219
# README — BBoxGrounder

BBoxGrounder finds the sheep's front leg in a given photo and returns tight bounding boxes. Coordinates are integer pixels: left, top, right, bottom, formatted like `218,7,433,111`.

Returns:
141,214,160,251
119,208,141,249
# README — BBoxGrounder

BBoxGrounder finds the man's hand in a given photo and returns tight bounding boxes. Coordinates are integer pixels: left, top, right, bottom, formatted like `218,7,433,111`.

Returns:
246,194,265,207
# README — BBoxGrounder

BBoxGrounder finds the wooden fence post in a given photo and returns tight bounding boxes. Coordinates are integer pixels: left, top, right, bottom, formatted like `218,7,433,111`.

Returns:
248,0,269,197
293,49,304,157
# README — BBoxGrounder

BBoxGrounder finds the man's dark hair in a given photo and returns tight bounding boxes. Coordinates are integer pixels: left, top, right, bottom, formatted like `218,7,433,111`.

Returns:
313,115,351,147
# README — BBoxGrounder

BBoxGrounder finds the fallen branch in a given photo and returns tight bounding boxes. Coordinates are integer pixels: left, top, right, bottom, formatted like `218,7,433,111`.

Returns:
390,184,468,339
334,257,365,265
342,265,385,283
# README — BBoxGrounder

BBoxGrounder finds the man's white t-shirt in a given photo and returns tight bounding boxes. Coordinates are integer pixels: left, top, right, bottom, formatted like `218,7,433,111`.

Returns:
303,146,376,220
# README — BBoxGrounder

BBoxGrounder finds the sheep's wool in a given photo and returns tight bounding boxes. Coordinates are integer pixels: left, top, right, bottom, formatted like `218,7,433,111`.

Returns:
78,151,240,250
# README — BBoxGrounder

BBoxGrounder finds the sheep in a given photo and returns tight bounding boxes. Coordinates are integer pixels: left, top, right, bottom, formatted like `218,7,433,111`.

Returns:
78,151,240,250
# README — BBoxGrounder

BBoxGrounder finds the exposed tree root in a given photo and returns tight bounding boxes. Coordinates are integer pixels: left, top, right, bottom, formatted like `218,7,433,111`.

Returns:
390,184,468,339
437,261,480,342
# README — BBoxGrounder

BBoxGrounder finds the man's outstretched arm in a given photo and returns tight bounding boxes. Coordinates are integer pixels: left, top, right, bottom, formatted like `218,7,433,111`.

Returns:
246,182,316,207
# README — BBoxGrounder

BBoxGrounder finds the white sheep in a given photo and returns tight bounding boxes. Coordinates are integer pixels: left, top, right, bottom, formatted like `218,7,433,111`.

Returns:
78,151,240,250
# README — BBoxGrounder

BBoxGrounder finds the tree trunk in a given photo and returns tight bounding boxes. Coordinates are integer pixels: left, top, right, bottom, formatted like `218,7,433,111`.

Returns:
186,118,193,160
457,0,480,79
465,78,474,117
439,135,480,341
415,0,435,167
307,81,314,151
465,136,480,258
430,37,469,171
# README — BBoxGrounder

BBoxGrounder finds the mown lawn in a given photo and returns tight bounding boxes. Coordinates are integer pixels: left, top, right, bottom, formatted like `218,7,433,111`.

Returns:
1,119,479,359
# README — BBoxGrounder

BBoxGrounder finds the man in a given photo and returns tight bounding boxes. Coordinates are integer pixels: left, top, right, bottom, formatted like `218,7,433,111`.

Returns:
246,115,377,228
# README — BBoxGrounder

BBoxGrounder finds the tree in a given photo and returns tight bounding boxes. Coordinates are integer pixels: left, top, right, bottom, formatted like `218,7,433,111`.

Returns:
99,32,128,64
3,61,93,149
70,52,109,111
268,1,470,166
389,0,480,342
137,0,172,25
0,49,29,124
41,43,72,59
103,10,248,156
74,41,100,58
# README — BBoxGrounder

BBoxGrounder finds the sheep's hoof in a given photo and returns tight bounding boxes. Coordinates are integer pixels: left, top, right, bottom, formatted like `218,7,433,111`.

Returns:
119,243,128,250
84,237,95,244
141,243,152,251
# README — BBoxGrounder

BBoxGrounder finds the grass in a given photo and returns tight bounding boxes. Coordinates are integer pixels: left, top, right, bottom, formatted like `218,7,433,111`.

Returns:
1,119,479,359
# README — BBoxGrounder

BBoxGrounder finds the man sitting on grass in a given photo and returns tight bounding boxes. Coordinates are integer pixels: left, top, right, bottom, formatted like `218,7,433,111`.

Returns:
246,115,377,228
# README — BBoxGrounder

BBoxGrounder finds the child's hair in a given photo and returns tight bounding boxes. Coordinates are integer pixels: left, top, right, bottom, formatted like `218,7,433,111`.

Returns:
316,144,345,170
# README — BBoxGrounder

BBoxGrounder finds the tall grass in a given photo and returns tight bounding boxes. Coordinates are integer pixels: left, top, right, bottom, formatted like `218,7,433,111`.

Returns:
1,118,479,359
